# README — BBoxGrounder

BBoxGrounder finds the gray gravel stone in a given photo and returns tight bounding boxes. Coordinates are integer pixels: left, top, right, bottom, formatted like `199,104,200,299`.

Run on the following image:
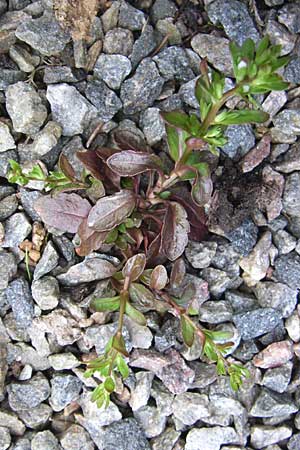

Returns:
15,14,70,56
46,83,97,136
119,1,146,30
172,392,210,425
48,353,80,370
60,424,94,450
140,107,165,145
199,300,233,324
85,80,122,122
151,427,180,450
278,4,300,34
191,34,232,75
262,362,293,394
273,253,300,289
253,281,298,318
0,149,17,178
120,58,164,115
57,254,118,286
0,68,26,91
151,0,177,22
17,403,52,429
103,27,134,56
102,418,150,450
134,405,167,438
0,410,25,436
185,426,238,450
0,122,15,152
7,372,50,411
31,276,59,310
250,389,298,417
49,374,82,412
43,66,85,84
153,47,195,82
283,172,300,217
266,20,296,56
288,433,300,450
18,121,62,160
207,0,259,45
101,0,120,32
6,82,47,135
273,110,300,137
251,424,292,449
226,218,258,256
9,44,40,73
5,278,34,329
0,251,17,290
129,371,154,412
0,194,18,221
33,241,59,280
221,125,256,160
233,308,282,340
130,24,159,69
12,437,31,450
0,428,11,450
185,241,218,269
200,267,242,298
273,229,297,255
31,430,59,450
2,213,31,247
94,54,131,90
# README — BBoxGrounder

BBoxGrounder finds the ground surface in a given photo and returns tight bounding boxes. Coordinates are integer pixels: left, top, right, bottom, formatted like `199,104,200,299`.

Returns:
0,0,300,449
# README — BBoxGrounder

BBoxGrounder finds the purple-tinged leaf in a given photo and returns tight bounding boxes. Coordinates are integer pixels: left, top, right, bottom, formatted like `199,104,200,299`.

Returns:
171,188,207,242
88,190,136,232
161,202,190,261
113,129,149,152
107,151,163,177
191,173,213,206
122,253,146,282
76,150,105,181
34,193,91,233
59,154,76,181
76,218,108,256
150,265,168,290
170,258,186,290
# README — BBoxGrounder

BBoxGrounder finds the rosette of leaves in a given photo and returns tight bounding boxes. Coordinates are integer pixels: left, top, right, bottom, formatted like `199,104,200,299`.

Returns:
86,254,250,406
6,36,288,405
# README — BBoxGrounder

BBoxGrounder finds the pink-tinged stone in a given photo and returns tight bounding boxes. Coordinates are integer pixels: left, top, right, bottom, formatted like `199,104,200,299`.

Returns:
253,340,293,368
240,134,271,173
240,231,272,286
262,165,285,221
130,348,195,394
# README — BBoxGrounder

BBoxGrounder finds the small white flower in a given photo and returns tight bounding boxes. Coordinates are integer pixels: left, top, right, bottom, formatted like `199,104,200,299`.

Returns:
237,60,247,70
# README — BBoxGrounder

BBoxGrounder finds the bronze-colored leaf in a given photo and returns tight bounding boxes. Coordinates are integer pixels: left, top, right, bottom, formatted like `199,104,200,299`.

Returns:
59,154,76,181
170,258,186,289
160,202,190,261
76,218,108,256
150,265,168,290
122,253,146,282
76,150,105,181
34,193,91,233
107,151,163,177
87,190,136,232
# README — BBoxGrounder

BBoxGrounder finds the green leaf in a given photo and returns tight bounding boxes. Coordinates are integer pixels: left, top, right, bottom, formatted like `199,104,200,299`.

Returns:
256,35,269,59
125,302,146,326
188,114,202,135
203,340,218,362
180,315,195,347
91,296,121,312
104,376,115,393
229,41,240,77
116,355,130,378
209,330,233,340
112,334,129,357
195,76,213,104
161,110,190,131
166,124,180,161
105,228,119,244
241,38,255,60
27,165,46,180
214,109,269,125
216,358,226,376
